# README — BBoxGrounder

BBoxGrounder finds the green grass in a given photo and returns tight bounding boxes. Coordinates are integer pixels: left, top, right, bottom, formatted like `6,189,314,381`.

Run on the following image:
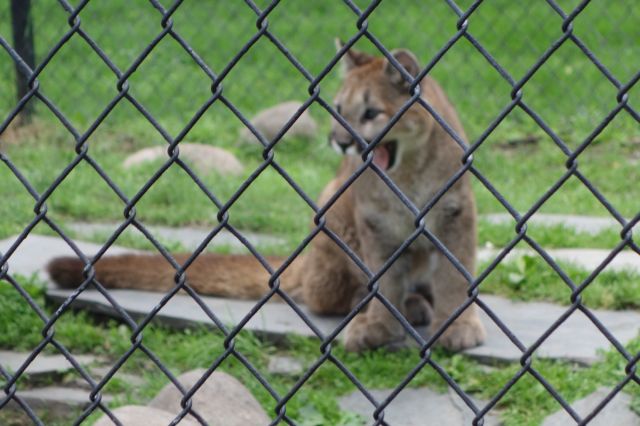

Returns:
478,219,625,250
1,276,638,426
0,0,638,232
481,254,640,311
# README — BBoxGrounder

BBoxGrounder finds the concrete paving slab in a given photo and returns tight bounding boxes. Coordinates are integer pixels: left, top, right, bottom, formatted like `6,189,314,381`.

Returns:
338,386,501,425
267,355,304,376
0,234,136,281
7,386,113,418
4,234,638,287
478,247,640,273
465,295,640,365
46,288,342,340
67,222,283,252
88,366,145,388
482,213,625,235
45,289,640,365
542,387,638,425
3,233,638,364
0,351,97,378
0,227,281,285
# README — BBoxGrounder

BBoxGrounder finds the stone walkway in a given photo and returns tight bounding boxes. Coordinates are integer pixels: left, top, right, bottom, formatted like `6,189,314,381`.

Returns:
0,234,135,280
43,287,640,365
478,247,640,273
0,351,97,379
339,387,501,425
67,221,283,251
337,386,639,426
482,213,625,235
8,386,113,418
46,287,342,339
541,387,638,426
2,231,640,363
1,215,639,425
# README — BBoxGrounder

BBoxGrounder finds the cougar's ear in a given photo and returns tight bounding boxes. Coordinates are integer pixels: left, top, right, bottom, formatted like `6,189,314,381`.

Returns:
335,38,375,74
384,49,421,87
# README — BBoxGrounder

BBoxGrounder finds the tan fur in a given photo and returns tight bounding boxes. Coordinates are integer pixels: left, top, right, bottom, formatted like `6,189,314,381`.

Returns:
48,253,302,300
47,45,486,352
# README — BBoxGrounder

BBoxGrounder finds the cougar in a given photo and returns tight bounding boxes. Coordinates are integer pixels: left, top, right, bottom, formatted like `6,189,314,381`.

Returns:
48,43,486,352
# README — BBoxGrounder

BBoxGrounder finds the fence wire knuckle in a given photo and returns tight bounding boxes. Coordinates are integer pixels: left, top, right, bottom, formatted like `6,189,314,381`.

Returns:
0,0,638,425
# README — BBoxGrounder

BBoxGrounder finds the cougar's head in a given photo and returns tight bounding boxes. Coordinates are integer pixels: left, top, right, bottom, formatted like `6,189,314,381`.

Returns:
329,40,431,172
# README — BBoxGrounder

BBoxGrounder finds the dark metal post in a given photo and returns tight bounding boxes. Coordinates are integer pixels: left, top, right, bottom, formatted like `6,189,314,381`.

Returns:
10,0,36,121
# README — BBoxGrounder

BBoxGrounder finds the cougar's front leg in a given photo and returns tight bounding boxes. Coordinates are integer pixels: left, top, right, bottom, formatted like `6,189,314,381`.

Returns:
344,246,412,352
429,209,486,351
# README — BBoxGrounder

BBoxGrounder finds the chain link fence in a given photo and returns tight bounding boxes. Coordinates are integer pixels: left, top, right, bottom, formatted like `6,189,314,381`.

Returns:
0,0,639,425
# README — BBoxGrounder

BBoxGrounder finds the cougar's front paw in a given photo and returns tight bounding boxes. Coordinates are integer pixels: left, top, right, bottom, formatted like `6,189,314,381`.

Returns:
437,316,486,352
404,293,433,327
344,314,405,352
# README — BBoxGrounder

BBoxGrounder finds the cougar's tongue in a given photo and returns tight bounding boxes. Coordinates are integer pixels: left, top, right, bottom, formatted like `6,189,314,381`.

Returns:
373,144,390,170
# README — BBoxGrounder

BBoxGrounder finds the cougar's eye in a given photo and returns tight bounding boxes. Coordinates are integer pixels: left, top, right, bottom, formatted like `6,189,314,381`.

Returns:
362,108,381,121
335,104,342,114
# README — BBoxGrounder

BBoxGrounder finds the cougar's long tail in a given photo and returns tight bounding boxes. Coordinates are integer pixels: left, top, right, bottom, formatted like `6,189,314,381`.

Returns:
47,252,303,299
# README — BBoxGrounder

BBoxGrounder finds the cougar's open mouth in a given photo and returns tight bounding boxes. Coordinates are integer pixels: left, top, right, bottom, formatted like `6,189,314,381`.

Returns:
371,140,398,171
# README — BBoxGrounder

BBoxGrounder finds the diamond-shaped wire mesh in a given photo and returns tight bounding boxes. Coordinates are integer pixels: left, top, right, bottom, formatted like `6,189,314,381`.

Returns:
0,0,639,425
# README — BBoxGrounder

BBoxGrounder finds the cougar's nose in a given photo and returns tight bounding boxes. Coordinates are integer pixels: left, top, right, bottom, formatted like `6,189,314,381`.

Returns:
335,140,353,153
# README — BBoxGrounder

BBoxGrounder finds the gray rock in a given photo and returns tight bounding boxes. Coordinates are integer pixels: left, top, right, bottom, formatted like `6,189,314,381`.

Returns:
9,386,113,418
267,355,304,376
0,351,97,379
93,405,200,426
66,222,284,252
148,369,270,425
46,288,342,339
239,101,318,144
123,143,244,176
465,295,640,365
338,386,501,425
542,387,639,425
481,213,624,235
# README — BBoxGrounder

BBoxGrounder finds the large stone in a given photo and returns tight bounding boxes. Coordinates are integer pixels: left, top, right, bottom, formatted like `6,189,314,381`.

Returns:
481,213,623,235
148,369,270,425
1,351,97,379
93,405,200,426
123,143,244,176
239,101,318,144
339,387,501,425
541,387,639,425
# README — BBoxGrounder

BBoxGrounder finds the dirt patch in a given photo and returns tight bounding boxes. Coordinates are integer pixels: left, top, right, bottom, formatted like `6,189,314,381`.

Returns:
0,115,49,147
